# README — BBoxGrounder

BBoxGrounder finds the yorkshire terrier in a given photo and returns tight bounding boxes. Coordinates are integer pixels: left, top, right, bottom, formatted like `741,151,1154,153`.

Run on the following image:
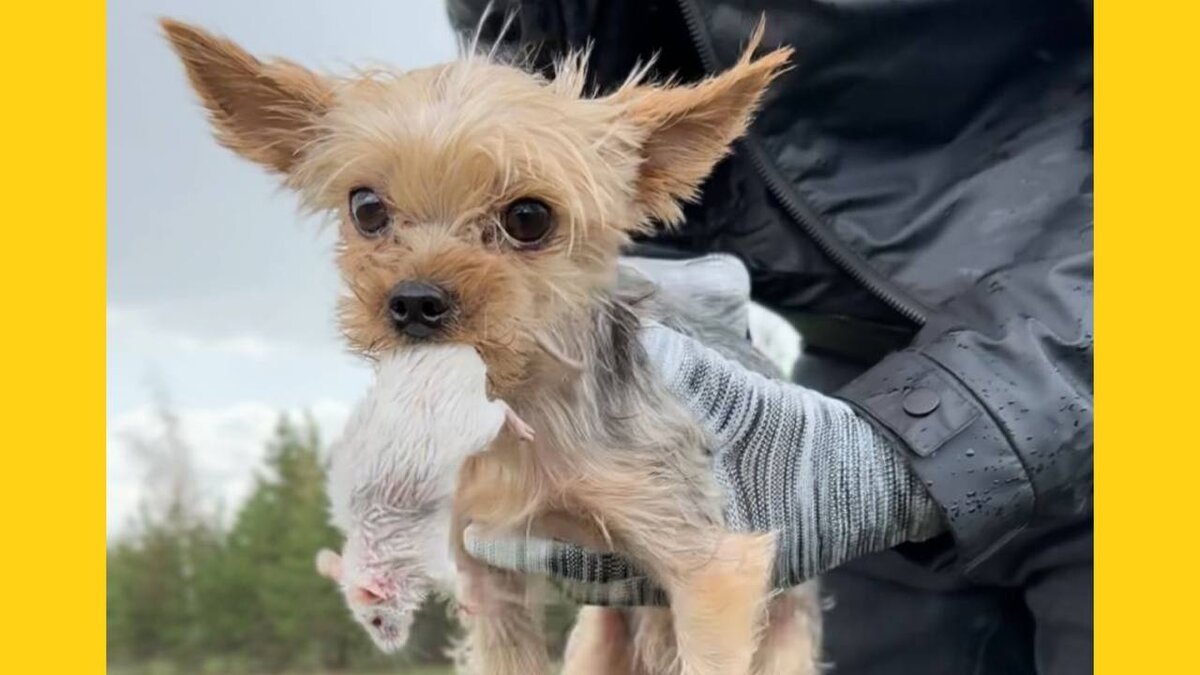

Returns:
164,16,818,675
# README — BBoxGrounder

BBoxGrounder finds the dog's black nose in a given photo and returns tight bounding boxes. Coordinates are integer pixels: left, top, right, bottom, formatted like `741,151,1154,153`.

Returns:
388,281,453,338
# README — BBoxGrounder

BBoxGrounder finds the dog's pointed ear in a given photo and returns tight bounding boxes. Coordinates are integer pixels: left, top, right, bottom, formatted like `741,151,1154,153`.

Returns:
160,18,333,174
619,23,791,225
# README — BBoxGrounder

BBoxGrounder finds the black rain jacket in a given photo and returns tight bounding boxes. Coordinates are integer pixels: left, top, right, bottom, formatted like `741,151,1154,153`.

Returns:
447,0,1094,577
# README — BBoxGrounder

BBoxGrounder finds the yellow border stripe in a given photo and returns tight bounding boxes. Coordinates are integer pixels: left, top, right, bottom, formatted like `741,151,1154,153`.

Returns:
0,0,1189,670
0,1,106,672
1097,1,1199,672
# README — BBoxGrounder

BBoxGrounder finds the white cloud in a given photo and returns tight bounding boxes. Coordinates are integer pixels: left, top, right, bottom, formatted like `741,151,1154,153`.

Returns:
107,399,352,537
174,334,279,360
108,305,290,361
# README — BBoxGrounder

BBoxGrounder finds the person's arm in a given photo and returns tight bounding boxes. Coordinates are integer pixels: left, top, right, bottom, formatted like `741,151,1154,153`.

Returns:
837,250,1094,573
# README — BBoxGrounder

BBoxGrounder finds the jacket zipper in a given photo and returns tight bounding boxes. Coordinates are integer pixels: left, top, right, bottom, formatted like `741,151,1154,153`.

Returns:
676,0,929,326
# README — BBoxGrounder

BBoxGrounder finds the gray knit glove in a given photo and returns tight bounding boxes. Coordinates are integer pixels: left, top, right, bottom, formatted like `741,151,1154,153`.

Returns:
464,265,945,605
637,323,946,588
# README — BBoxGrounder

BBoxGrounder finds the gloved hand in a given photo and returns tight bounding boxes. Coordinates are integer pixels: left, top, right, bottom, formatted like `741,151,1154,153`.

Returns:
463,259,945,605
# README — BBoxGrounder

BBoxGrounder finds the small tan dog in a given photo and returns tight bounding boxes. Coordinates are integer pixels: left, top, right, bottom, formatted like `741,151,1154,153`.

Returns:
164,16,818,675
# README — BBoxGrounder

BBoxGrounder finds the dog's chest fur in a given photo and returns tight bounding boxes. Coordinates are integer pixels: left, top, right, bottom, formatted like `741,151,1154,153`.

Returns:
500,294,726,530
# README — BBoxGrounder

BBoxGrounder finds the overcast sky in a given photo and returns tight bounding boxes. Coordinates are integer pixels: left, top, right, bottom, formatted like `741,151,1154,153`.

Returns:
107,0,459,535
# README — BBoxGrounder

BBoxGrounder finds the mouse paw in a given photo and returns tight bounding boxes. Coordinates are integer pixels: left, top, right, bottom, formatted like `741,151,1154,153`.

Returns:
503,404,536,442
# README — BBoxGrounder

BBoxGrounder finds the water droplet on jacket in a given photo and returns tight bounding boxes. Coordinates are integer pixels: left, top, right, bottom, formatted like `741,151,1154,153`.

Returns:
965,449,976,457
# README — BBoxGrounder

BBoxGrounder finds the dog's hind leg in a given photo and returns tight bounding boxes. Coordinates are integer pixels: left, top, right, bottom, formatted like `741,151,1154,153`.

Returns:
562,606,636,675
616,585,822,675
617,529,776,675
451,507,550,675
570,478,775,675
663,531,775,675
567,607,683,675
750,584,823,675
629,607,680,674
454,564,550,675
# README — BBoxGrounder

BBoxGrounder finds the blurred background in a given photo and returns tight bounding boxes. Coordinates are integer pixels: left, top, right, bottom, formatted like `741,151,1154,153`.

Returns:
107,1,798,673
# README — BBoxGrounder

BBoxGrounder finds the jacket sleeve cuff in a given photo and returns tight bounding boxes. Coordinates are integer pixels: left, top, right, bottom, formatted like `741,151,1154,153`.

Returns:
835,350,1035,571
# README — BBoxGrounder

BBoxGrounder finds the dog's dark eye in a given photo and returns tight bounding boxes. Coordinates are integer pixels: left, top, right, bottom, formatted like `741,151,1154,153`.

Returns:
349,187,390,236
502,199,553,245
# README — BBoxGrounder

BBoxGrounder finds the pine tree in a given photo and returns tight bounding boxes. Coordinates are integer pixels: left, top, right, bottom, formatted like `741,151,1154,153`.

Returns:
108,406,474,672
108,394,213,669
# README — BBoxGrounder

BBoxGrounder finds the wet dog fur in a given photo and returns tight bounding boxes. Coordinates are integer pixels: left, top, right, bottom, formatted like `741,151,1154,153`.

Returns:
163,16,818,675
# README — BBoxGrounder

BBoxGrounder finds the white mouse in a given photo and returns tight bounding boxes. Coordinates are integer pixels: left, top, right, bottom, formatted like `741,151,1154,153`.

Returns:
315,344,532,653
